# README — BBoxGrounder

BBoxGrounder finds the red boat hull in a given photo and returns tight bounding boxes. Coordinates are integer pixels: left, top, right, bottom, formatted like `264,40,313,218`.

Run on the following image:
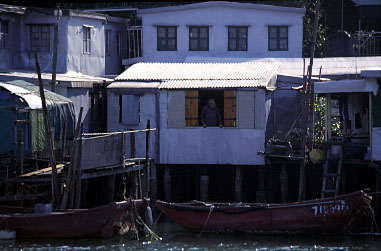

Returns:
156,191,371,234
0,199,147,238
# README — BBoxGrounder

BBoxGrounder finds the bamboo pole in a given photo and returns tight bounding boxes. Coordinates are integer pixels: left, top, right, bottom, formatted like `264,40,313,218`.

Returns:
34,52,61,208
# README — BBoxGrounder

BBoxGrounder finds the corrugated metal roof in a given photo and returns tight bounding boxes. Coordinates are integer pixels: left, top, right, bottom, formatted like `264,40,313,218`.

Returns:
108,81,161,89
159,80,264,89
115,62,281,81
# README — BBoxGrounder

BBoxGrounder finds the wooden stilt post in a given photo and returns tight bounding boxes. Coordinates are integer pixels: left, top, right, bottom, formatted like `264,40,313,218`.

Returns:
280,163,288,203
164,165,171,202
61,107,83,209
35,52,61,208
200,165,208,202
235,165,242,202
106,175,115,203
74,123,84,209
256,166,267,203
150,161,158,217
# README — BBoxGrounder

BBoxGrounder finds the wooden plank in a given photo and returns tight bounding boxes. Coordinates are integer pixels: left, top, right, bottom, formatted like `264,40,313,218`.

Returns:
224,90,236,127
185,90,198,126
18,164,65,177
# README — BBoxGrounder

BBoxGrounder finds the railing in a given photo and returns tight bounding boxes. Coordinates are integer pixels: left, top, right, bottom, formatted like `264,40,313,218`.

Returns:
352,32,381,57
127,27,142,59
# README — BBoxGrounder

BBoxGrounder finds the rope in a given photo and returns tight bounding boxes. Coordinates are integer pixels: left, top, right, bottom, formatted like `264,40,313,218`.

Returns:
198,205,214,237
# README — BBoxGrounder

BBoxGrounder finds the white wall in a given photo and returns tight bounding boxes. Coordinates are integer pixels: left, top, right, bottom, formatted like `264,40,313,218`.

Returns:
107,90,158,160
139,6,304,63
67,17,105,77
159,89,266,165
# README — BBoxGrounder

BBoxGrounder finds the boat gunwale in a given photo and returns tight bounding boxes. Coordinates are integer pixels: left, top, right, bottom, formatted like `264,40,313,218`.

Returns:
156,190,371,214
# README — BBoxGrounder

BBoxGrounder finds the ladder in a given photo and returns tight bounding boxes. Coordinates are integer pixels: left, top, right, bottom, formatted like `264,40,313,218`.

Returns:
321,144,343,198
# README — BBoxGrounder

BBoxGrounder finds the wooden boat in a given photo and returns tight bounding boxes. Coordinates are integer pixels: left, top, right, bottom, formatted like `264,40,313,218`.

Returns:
156,190,372,234
0,199,148,238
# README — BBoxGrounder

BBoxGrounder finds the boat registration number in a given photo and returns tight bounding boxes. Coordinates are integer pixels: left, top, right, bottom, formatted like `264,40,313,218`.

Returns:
311,200,349,216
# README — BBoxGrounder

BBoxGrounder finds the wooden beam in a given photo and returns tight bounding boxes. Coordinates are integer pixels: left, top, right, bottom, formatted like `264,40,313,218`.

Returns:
34,52,61,208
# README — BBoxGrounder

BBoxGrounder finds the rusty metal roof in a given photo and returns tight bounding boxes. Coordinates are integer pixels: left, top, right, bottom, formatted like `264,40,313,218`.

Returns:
115,62,281,82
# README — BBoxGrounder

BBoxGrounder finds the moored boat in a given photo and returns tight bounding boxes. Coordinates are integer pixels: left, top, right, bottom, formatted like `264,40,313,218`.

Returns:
0,199,148,238
156,190,372,234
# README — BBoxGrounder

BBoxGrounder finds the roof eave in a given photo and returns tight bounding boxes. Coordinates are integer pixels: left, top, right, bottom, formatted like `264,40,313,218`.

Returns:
137,1,305,15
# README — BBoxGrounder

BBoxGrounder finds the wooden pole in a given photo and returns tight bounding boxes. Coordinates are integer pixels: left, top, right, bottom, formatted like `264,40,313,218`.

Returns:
145,120,151,197
34,52,61,208
62,118,67,161
130,128,137,199
60,107,83,209
298,0,320,202
51,22,58,93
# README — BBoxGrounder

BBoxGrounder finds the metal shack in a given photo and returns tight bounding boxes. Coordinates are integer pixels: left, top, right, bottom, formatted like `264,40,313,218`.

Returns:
0,80,75,158
108,62,281,202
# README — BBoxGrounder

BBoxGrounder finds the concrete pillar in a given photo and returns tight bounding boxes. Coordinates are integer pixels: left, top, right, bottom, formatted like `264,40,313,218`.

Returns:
200,165,209,202
235,166,242,202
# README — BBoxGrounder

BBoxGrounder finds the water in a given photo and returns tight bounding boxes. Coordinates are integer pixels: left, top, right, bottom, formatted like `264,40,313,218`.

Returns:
1,219,381,250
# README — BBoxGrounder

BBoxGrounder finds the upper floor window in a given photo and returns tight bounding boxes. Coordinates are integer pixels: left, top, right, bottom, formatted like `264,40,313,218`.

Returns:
189,26,209,51
117,31,122,56
83,26,91,54
105,30,110,56
157,26,177,51
30,25,50,52
0,20,8,49
268,26,288,51
228,26,248,51
185,90,236,127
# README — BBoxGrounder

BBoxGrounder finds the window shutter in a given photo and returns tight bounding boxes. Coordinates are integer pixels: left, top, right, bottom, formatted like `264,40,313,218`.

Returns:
224,90,236,127
185,90,198,126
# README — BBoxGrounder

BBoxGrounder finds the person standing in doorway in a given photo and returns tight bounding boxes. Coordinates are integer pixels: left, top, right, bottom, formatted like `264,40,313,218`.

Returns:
201,98,223,128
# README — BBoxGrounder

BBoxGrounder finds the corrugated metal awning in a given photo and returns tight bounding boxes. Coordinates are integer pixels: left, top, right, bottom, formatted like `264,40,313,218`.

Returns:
315,79,379,95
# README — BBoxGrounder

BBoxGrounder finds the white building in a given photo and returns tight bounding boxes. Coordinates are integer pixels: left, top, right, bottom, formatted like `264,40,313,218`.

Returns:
108,62,282,165
123,1,305,66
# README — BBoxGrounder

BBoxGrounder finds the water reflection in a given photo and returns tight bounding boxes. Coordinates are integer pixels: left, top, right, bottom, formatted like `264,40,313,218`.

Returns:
1,217,381,250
